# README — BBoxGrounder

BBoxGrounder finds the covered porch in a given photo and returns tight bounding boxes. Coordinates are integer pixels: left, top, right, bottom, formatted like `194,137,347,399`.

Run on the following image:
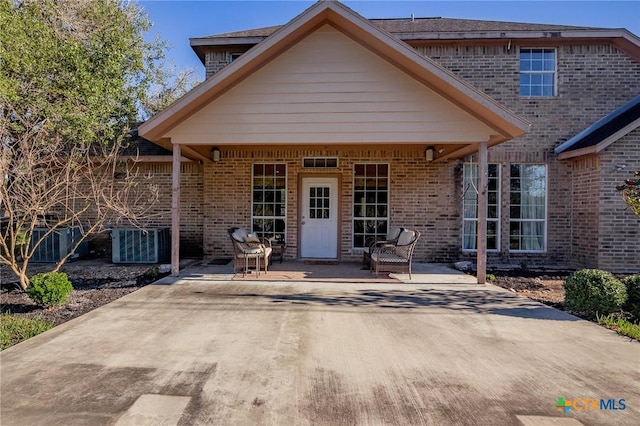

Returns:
138,1,529,284
168,144,501,284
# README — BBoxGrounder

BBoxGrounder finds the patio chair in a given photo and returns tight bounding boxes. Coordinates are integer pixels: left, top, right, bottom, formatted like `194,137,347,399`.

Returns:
369,229,421,279
363,226,404,268
228,227,272,277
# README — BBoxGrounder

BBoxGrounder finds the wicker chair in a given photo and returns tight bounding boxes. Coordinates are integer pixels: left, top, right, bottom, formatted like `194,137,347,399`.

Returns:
228,228,272,277
369,229,421,279
363,226,404,268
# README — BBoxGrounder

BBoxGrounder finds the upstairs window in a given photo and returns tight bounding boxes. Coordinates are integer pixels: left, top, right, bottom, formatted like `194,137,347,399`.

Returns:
520,48,556,97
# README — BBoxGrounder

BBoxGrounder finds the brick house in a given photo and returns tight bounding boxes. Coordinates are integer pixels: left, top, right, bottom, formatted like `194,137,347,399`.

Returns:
138,1,640,277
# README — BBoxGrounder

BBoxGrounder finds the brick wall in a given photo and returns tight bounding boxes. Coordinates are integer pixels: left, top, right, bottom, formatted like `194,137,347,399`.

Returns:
205,51,231,78
192,39,640,271
202,147,461,262
597,129,640,273
417,42,640,270
68,161,203,258
568,155,601,268
204,48,251,78
126,162,204,257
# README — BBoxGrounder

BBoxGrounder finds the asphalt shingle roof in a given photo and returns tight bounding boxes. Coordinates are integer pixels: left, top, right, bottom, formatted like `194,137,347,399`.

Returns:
555,95,640,153
197,17,606,40
123,129,172,156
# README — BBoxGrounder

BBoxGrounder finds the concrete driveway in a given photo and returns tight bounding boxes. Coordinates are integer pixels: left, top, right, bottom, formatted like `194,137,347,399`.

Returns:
1,269,639,425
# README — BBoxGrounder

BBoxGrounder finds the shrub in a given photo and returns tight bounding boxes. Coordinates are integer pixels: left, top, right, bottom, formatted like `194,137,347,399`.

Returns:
623,275,640,323
0,313,54,350
26,272,73,308
563,269,627,319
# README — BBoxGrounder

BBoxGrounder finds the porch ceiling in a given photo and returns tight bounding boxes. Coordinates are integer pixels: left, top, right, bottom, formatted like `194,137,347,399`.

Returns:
169,142,483,164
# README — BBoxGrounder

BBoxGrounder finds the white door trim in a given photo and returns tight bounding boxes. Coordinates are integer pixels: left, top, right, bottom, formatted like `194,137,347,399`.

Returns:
299,176,340,259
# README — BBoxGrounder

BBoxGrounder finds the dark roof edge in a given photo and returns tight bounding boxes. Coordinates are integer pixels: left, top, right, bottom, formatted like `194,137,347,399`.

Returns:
190,37,266,46
555,94,640,154
191,28,640,64
393,28,635,41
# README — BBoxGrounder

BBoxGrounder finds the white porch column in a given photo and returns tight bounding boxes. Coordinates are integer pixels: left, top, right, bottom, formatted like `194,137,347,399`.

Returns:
171,143,181,276
476,141,488,284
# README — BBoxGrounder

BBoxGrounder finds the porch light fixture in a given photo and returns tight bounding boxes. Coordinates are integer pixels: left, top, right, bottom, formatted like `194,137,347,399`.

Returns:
211,147,221,162
425,146,435,162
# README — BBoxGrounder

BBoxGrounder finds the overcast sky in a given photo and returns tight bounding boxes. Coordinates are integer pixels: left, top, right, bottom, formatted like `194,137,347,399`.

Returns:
139,1,640,80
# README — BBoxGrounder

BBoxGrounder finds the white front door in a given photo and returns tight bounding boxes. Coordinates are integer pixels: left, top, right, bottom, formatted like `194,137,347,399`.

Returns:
301,177,338,258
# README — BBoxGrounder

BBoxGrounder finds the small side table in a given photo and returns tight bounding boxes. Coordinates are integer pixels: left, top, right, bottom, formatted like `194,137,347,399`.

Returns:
271,241,285,263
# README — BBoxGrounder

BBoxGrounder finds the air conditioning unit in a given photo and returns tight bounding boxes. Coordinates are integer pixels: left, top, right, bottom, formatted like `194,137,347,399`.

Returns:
111,228,170,264
30,227,88,263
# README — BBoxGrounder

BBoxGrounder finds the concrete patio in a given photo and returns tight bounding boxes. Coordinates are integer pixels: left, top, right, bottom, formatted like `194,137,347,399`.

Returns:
206,260,479,285
1,264,638,425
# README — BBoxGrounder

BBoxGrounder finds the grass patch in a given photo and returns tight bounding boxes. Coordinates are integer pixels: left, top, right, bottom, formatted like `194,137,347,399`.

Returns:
596,313,640,340
0,313,54,351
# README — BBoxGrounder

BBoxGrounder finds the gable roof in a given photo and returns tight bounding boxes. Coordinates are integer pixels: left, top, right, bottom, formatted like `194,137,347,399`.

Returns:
139,0,529,151
555,95,640,160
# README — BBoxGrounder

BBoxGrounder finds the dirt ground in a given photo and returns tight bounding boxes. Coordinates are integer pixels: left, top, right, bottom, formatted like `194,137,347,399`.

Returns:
489,270,568,309
1,261,569,327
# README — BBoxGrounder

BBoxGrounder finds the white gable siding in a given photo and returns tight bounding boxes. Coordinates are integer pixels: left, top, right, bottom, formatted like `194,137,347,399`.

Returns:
167,25,494,145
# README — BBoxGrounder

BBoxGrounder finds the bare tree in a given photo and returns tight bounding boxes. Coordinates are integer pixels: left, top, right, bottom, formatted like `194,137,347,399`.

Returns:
0,0,190,290
0,118,159,290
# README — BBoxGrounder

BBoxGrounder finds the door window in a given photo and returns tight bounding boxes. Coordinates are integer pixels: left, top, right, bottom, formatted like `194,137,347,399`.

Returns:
309,187,330,219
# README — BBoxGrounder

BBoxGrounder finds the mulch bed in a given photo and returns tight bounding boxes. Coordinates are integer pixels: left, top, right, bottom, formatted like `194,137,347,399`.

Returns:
1,260,168,326
489,269,570,309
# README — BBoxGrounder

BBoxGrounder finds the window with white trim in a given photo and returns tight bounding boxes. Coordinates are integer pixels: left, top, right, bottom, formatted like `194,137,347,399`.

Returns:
509,164,546,251
252,164,286,241
520,48,556,97
353,164,389,248
462,163,500,251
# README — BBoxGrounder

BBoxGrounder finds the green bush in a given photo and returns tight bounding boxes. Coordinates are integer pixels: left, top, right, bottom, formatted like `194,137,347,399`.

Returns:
563,269,627,319
26,272,73,307
0,313,54,350
623,275,640,322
